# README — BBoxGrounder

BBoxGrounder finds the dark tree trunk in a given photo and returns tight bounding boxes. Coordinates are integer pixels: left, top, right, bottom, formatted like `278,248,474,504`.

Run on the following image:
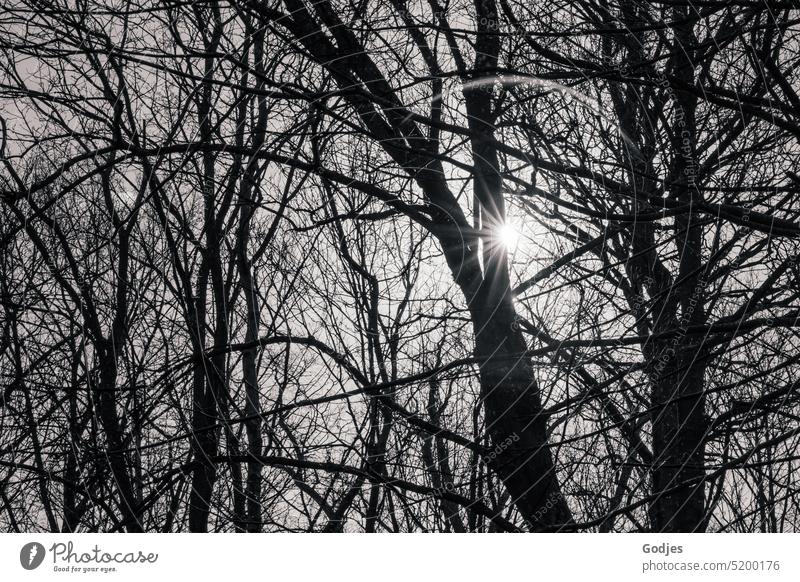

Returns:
461,0,571,530
648,5,707,533
96,350,143,532
470,291,572,529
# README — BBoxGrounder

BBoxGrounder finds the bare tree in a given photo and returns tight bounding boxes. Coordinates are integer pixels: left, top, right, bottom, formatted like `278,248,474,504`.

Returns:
1,0,800,533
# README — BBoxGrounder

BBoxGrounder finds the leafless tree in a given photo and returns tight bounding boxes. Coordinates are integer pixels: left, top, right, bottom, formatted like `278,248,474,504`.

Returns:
1,0,800,532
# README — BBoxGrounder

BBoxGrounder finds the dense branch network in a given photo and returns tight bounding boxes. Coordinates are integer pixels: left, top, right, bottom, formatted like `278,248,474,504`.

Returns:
1,0,799,532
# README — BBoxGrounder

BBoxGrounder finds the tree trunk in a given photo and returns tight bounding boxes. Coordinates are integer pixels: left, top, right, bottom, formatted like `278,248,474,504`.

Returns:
649,5,707,532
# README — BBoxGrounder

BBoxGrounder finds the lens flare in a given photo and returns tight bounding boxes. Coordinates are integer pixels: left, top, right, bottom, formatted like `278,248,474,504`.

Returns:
497,223,519,249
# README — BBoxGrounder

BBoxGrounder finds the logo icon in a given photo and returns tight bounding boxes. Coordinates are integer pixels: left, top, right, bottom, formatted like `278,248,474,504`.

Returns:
20,542,46,570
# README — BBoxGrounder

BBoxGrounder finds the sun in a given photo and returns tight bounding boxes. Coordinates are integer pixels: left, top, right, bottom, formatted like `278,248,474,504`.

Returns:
497,223,519,249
